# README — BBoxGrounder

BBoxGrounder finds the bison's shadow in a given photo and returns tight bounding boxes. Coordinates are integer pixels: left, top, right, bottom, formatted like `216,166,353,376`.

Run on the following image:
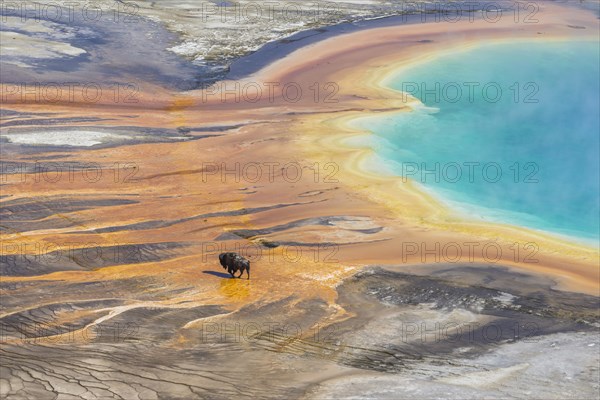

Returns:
203,270,234,279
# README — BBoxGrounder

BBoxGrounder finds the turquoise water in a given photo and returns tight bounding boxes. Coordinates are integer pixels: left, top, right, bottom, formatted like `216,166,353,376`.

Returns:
356,41,599,242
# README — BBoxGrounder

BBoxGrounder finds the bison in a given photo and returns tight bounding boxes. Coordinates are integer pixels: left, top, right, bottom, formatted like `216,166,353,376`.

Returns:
219,252,250,279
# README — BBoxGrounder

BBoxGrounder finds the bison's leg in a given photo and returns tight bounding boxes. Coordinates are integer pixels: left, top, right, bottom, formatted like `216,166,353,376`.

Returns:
237,269,244,278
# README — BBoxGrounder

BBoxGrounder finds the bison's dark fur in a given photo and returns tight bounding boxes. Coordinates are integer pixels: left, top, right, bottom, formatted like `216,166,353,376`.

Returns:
219,252,250,279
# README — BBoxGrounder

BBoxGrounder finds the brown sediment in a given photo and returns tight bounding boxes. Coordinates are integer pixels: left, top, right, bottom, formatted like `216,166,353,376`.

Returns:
2,2,599,304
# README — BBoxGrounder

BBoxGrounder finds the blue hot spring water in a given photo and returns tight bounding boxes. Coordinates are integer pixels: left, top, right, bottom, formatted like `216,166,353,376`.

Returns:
354,41,599,243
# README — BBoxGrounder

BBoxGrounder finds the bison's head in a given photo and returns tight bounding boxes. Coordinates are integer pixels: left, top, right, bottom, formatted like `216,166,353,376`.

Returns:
219,252,234,268
218,253,226,268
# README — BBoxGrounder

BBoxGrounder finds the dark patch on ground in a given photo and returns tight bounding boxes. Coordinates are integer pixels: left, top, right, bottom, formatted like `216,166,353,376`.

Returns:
0,197,138,221
0,242,188,276
0,117,111,128
95,305,227,342
68,200,326,235
323,266,599,373
0,299,126,341
0,160,115,175
228,216,376,239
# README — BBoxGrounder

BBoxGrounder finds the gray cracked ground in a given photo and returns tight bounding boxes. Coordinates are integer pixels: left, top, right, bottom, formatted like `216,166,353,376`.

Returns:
1,265,599,399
